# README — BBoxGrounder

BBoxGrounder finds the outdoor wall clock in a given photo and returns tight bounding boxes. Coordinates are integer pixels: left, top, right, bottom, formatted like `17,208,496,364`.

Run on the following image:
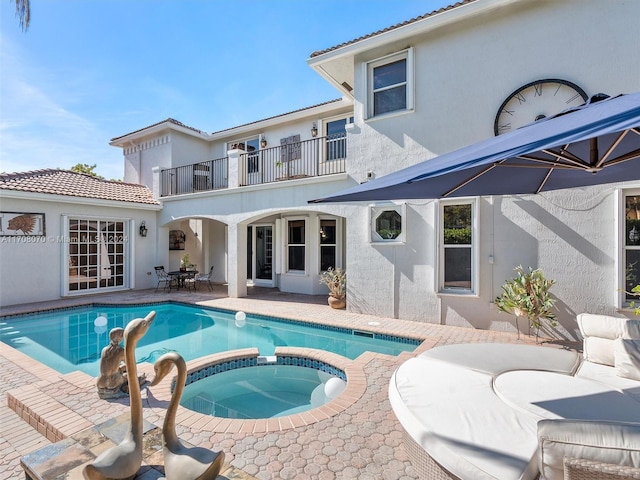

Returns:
494,79,588,135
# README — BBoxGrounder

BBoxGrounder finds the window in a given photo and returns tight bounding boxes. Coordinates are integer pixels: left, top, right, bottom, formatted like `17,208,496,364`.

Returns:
320,219,337,271
370,203,406,244
67,218,127,292
367,49,413,118
325,117,353,161
287,219,305,272
623,191,640,306
229,137,260,174
440,201,476,293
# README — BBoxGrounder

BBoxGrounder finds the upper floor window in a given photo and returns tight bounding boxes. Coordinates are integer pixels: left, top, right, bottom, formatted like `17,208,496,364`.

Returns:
229,137,260,174
367,49,413,119
623,190,640,306
439,200,477,294
325,117,353,161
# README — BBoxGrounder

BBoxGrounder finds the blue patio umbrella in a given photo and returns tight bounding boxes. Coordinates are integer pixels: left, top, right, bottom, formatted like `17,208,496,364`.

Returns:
310,92,640,203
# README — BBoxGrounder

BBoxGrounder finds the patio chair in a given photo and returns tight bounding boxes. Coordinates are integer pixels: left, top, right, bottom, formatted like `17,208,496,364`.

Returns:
195,266,214,292
154,266,173,292
182,270,197,292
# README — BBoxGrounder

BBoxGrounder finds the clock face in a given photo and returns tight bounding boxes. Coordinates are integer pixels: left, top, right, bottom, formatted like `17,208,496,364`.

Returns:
494,79,588,135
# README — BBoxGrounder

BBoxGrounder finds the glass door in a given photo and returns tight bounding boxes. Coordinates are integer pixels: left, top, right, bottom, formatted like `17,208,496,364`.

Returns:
254,225,273,285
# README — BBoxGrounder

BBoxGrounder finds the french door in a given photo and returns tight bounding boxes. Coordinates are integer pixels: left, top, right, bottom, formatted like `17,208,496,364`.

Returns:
248,224,274,286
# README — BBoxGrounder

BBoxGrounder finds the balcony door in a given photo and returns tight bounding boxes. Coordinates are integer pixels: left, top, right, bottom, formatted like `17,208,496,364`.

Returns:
248,224,274,286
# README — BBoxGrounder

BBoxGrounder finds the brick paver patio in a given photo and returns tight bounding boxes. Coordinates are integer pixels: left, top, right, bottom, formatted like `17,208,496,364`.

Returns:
0,286,570,479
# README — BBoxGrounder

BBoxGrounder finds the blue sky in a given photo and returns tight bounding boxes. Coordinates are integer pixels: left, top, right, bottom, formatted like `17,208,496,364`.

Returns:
1,0,452,180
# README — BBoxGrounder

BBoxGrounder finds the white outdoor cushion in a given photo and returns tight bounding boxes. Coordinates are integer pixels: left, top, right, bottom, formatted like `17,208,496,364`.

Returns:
494,370,640,422
418,343,580,376
577,314,632,339
615,338,640,381
577,314,637,366
537,419,640,480
390,356,541,480
575,360,640,404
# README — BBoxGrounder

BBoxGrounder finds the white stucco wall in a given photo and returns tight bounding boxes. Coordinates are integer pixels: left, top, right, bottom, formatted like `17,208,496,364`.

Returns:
0,195,160,307
170,132,211,168
348,0,640,183
105,0,639,338
338,0,640,337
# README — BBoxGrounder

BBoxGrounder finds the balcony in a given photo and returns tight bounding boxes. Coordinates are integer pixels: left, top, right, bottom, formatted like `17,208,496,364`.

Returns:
240,134,347,186
159,134,346,197
160,157,228,197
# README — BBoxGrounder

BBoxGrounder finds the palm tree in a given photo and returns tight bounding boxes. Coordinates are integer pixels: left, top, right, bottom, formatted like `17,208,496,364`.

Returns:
13,0,30,31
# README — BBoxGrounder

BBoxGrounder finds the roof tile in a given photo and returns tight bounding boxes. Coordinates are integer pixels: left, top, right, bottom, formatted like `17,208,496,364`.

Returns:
0,169,159,205
309,0,476,58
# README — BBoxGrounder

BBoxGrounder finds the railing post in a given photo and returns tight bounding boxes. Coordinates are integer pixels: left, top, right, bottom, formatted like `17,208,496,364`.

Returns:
227,149,242,188
152,166,161,198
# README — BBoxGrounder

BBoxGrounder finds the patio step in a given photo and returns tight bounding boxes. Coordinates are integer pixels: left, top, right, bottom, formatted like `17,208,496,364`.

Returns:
7,373,95,443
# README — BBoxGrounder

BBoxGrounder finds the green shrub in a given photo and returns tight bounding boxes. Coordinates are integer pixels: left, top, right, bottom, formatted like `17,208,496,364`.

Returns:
495,266,557,336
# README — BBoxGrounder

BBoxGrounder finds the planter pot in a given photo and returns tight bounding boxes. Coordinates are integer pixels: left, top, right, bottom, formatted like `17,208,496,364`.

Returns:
328,296,346,309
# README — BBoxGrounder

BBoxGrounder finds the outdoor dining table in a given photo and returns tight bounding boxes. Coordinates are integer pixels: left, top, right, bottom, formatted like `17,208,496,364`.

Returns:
167,270,198,291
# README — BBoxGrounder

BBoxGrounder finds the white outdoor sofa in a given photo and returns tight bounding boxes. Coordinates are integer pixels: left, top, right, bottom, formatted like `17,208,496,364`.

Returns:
389,314,640,480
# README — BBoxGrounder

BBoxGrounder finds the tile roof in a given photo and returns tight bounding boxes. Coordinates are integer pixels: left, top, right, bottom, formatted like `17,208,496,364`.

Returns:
111,98,346,142
110,117,206,142
211,98,345,135
309,0,477,58
0,169,160,205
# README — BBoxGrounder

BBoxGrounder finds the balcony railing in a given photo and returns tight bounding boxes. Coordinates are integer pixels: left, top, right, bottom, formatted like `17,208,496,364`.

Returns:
240,134,346,186
160,157,228,197
159,134,347,196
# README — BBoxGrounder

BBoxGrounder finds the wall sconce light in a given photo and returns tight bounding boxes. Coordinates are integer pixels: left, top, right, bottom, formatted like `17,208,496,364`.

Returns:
139,221,148,237
260,135,268,148
311,122,318,137
630,226,640,243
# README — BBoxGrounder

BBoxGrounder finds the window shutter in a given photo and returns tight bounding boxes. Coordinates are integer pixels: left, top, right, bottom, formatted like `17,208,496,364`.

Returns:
290,134,301,160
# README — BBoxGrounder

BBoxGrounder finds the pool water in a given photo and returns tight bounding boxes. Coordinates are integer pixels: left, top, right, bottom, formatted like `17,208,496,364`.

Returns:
0,303,419,376
182,365,343,418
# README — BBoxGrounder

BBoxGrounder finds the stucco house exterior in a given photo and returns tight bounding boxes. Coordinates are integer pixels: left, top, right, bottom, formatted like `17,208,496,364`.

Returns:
2,0,639,340
0,169,161,306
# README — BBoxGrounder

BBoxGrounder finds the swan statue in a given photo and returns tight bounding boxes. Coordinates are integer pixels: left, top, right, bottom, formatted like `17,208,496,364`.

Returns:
149,351,225,480
83,311,156,480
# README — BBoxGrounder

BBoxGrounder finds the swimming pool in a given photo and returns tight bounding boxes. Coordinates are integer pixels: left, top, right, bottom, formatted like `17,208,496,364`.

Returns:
0,302,420,376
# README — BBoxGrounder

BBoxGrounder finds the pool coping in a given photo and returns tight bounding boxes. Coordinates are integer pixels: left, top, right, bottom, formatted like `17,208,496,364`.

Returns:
147,347,369,434
0,300,427,346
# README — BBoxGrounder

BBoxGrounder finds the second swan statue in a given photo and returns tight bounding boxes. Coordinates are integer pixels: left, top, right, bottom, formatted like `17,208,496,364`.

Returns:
150,351,225,480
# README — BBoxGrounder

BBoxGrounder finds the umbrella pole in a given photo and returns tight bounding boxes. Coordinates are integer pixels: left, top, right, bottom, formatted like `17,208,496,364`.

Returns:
590,137,599,168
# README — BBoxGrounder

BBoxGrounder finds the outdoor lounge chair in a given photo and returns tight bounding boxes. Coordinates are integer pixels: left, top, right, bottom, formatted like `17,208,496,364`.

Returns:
154,266,173,292
195,266,214,291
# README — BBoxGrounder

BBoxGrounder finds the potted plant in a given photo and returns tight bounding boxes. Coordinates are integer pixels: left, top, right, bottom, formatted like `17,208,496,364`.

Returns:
180,252,191,272
495,265,557,340
320,267,346,309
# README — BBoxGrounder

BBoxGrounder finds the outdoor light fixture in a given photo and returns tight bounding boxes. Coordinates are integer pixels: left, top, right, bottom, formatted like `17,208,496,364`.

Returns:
260,135,268,148
630,226,640,243
311,122,318,137
139,221,148,237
